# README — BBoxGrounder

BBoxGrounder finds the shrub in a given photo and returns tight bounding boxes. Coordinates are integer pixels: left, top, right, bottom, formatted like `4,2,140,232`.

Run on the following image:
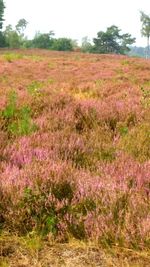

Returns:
3,53,23,62
119,123,150,162
1,91,37,137
51,38,73,51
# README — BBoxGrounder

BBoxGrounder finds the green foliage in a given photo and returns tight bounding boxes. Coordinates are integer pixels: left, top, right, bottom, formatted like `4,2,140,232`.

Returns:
32,31,54,49
4,25,20,48
8,106,37,136
4,19,28,48
27,80,43,95
13,180,74,235
1,91,37,137
140,11,150,58
52,181,74,202
81,36,93,53
22,39,33,48
2,91,17,118
72,198,96,216
0,31,5,47
93,25,135,54
16,18,28,36
7,31,20,48
3,52,24,62
2,179,89,240
117,122,129,136
0,0,5,47
51,38,73,51
19,187,58,235
0,0,5,30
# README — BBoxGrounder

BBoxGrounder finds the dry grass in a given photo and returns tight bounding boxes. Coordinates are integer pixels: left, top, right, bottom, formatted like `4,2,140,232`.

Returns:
0,234,150,267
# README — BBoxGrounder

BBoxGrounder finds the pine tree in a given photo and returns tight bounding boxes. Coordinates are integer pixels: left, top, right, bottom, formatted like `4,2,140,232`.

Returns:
0,0,5,30
0,0,5,47
93,25,135,55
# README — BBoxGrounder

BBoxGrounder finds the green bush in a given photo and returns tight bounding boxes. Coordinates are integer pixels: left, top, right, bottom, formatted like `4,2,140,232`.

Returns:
51,38,73,51
1,91,37,137
3,53,23,63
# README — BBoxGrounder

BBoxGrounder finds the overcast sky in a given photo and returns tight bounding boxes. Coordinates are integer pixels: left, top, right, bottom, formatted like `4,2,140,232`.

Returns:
3,0,150,46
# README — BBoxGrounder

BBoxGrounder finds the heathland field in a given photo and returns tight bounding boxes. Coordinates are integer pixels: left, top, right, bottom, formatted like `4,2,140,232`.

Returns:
0,50,150,266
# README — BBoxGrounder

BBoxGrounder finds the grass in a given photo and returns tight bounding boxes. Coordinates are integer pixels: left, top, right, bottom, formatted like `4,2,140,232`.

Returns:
0,233,150,267
2,53,24,62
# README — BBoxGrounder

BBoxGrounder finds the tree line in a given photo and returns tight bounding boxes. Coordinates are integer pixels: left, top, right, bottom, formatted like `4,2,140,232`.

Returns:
0,0,150,57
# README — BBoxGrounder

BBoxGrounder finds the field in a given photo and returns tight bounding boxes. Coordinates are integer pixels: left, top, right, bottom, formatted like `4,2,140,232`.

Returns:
0,49,150,266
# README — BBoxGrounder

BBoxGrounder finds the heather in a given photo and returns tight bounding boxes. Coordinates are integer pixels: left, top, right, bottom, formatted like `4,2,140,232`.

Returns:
0,50,150,251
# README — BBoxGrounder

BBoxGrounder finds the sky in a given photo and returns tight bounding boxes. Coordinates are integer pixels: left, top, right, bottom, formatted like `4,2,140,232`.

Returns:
3,0,150,47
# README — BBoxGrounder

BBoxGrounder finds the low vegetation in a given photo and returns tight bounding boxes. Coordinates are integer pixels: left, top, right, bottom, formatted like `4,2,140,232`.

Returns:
0,50,150,266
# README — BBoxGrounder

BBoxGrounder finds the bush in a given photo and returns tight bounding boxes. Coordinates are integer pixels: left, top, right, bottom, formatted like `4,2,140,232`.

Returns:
1,91,37,137
51,38,73,51
32,31,54,49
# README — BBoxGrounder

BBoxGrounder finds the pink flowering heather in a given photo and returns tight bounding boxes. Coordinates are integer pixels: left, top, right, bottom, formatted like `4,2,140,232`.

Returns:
0,50,150,248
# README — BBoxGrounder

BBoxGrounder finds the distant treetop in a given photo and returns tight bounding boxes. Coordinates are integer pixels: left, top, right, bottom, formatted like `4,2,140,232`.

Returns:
93,25,136,55
140,11,150,58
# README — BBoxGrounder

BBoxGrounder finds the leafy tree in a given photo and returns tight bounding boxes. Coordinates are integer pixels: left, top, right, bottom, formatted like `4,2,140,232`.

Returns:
93,26,120,54
81,36,93,52
120,33,136,54
0,0,5,47
70,39,79,51
140,11,150,58
22,39,33,48
16,18,28,36
32,31,54,49
15,18,28,47
93,25,135,54
4,24,20,48
51,38,73,51
4,18,28,48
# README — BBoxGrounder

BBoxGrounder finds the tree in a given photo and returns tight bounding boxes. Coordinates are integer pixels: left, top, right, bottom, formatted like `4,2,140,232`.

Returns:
81,36,93,52
120,33,136,54
0,0,5,47
93,25,135,55
4,18,28,48
0,0,5,30
140,11,150,58
4,25,20,48
70,39,79,51
32,31,54,49
93,26,120,54
51,38,73,51
16,18,28,36
15,18,28,47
